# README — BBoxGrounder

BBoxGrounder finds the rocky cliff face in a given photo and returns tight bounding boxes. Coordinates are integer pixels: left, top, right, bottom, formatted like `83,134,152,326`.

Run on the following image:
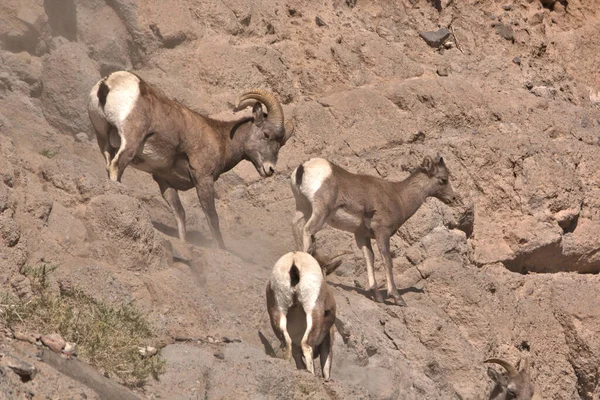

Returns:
1,0,600,398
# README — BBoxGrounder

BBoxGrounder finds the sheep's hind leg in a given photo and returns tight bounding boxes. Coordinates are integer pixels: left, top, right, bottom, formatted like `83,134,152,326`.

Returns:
302,202,330,255
278,313,293,361
319,331,334,381
108,121,146,182
292,345,306,369
300,313,315,374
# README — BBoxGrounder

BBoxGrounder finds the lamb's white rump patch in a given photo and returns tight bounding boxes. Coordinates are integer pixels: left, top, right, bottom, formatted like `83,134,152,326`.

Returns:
270,252,323,311
297,158,332,201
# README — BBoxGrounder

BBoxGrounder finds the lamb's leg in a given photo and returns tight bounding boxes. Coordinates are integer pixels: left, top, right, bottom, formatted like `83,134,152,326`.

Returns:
302,201,330,255
375,232,406,307
278,313,293,361
292,210,307,251
266,284,292,360
319,329,334,381
355,232,384,303
192,176,225,250
267,306,292,360
291,185,311,251
292,345,306,369
154,175,187,241
301,313,315,374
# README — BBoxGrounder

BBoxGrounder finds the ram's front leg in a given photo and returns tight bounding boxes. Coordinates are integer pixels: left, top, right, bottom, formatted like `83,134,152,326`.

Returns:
194,176,226,250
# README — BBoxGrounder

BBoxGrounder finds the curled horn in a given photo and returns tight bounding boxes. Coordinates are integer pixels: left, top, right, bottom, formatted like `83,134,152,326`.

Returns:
484,358,518,377
234,89,284,136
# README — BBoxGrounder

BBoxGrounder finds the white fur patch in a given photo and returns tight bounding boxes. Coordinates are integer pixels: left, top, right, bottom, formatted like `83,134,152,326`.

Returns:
102,71,141,128
298,158,332,201
270,252,323,312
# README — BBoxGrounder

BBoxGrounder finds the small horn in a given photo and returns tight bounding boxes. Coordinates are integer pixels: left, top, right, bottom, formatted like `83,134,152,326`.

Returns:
282,119,295,143
484,358,518,377
234,89,284,135
313,250,352,276
521,357,530,374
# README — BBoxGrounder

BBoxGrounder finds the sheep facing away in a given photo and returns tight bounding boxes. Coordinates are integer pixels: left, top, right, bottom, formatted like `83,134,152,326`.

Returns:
266,251,340,380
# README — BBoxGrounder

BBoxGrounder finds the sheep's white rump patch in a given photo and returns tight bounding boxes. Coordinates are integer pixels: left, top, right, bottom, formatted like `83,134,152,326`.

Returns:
297,158,332,201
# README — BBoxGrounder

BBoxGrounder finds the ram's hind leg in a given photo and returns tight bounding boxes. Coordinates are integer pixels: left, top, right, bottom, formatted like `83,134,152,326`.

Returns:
107,119,147,182
89,111,116,175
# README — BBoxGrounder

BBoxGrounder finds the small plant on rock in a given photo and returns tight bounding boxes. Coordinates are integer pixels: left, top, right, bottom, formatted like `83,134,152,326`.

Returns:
1,262,166,386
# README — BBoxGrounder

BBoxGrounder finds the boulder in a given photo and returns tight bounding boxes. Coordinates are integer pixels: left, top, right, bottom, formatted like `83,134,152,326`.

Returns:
40,40,99,136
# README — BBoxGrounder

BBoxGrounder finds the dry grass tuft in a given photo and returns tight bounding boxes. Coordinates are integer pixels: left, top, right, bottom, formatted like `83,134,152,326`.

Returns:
1,263,166,386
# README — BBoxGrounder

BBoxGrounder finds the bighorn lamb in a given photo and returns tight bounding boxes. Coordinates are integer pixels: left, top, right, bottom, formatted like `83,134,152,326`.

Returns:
485,358,541,400
266,251,339,380
88,71,294,248
291,155,459,305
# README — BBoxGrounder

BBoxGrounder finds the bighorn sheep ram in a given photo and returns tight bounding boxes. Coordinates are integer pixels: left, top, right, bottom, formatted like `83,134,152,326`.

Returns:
266,251,339,380
290,155,459,306
88,71,294,249
485,358,541,400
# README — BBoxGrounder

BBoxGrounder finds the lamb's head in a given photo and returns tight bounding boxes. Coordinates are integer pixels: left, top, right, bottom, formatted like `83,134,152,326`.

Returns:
234,90,294,178
420,155,460,205
312,250,351,277
485,358,540,400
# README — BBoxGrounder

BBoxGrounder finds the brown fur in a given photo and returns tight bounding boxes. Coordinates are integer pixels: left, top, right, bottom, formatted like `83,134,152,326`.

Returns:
90,71,294,248
292,156,459,305
486,358,540,400
266,253,337,380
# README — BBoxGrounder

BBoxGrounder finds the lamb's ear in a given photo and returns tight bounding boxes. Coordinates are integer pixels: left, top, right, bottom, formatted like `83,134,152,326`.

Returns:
421,156,435,176
252,103,265,127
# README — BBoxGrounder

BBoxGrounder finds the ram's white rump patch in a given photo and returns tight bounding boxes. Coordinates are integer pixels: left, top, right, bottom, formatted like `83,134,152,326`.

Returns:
102,71,141,127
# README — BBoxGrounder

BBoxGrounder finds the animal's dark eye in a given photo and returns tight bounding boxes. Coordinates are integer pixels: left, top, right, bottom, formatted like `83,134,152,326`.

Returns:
506,389,516,399
439,177,448,185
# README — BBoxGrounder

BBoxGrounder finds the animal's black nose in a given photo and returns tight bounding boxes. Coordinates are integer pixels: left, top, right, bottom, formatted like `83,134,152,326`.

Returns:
268,166,275,175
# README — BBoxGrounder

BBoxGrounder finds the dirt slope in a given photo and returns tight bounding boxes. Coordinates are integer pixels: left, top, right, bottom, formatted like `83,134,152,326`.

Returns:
1,0,600,399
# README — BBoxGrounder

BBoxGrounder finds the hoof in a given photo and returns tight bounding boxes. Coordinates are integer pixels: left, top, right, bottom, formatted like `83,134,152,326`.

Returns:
393,295,407,307
373,290,384,303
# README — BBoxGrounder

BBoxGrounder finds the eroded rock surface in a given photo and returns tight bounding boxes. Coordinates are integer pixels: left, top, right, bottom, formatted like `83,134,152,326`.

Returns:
1,0,600,399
